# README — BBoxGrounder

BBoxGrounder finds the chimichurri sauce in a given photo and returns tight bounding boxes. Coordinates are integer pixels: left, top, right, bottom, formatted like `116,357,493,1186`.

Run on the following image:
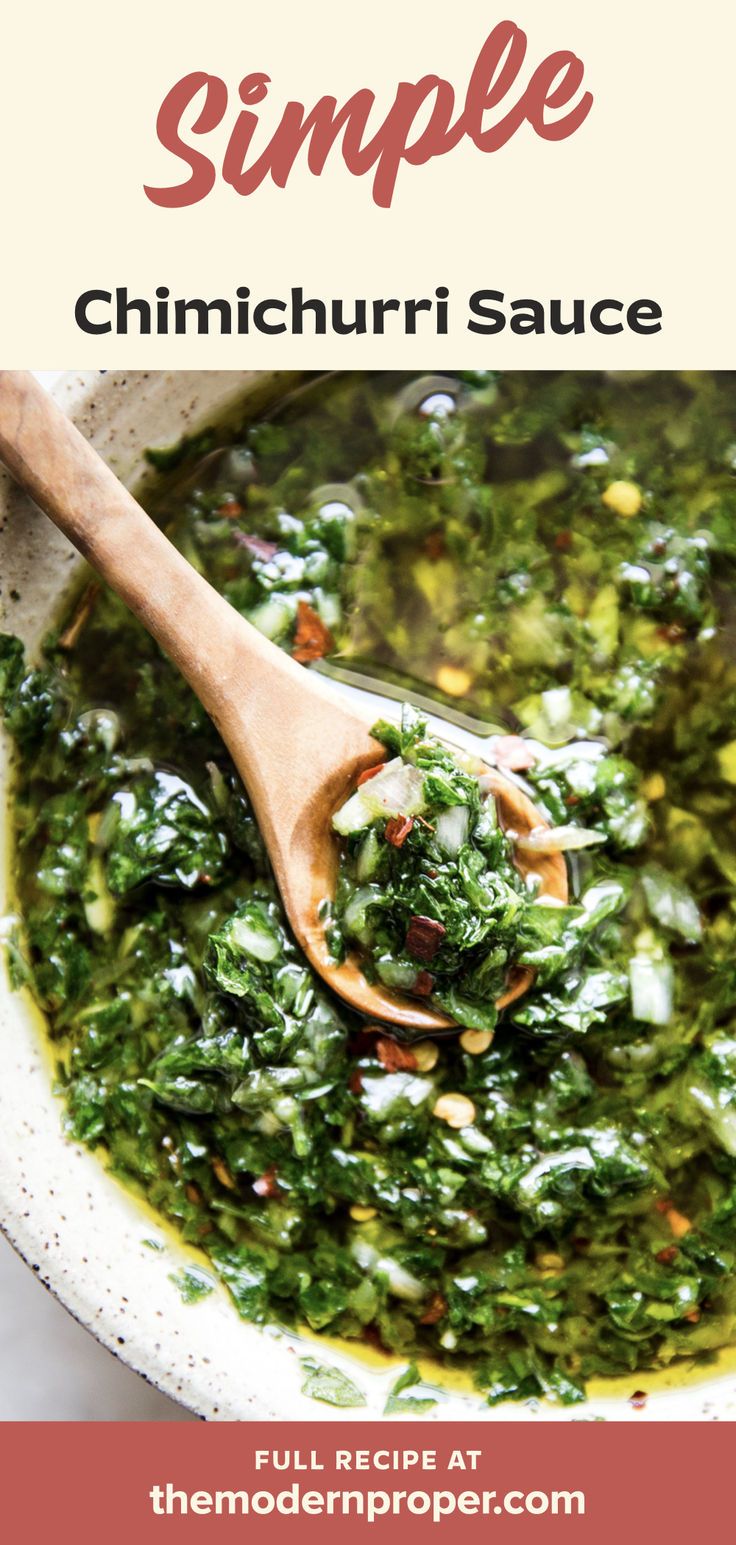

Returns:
329,707,615,1033
4,370,736,1407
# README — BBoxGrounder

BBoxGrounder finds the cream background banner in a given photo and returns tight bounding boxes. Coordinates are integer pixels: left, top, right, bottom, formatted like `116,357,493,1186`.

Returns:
0,1,731,366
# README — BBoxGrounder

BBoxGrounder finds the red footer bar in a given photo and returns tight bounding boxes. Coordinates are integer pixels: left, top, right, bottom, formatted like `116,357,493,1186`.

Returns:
2,1420,725,1542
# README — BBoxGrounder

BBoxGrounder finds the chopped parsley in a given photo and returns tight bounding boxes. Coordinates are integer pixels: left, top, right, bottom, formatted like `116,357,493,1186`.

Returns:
3,369,736,1406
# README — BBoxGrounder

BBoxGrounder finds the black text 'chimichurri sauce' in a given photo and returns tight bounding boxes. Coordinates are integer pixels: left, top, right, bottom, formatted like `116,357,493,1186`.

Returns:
3,371,736,1408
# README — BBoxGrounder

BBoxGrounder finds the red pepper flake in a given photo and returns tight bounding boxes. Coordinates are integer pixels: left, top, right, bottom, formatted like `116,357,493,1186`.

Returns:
413,970,435,997
218,500,243,519
554,530,573,551
406,915,447,962
356,763,385,786
655,1198,674,1214
629,1390,648,1410
656,623,687,646
684,1309,701,1324
493,735,537,773
185,1183,202,1205
235,531,278,560
253,1167,280,1199
375,1037,418,1073
424,531,446,560
420,1291,448,1325
350,1025,383,1056
385,814,414,847
656,1245,679,1265
292,600,336,663
349,1068,364,1095
211,1156,237,1190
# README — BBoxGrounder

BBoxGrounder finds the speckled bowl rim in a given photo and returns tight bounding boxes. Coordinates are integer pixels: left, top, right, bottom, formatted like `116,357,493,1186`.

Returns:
1,369,734,1423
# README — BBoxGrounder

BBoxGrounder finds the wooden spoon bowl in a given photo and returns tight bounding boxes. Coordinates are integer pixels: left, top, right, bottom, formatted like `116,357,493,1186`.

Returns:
296,759,567,1034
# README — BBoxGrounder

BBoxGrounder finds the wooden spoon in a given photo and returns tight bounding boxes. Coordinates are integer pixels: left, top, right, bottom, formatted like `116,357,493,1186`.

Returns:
0,371,566,1033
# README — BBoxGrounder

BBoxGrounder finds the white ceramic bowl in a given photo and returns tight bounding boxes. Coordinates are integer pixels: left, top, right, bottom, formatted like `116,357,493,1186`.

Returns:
1,370,735,1422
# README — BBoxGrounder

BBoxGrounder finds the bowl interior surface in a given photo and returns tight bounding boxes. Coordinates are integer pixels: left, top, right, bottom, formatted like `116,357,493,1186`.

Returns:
1,369,735,1421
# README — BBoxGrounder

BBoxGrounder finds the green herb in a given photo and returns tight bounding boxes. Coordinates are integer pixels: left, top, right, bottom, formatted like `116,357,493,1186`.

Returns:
330,705,611,1030
384,1363,438,1414
299,1358,367,1408
144,427,216,473
105,771,229,894
169,1266,216,1303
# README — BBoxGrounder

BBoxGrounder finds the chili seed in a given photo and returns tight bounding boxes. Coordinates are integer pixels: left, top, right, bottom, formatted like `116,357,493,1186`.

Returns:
642,772,666,801
460,1028,493,1055
667,1207,692,1238
536,1251,565,1273
433,1093,476,1128
435,664,473,697
412,1040,439,1072
602,480,643,517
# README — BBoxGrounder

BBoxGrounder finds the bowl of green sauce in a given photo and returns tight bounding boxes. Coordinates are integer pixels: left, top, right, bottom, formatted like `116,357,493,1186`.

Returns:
2,368,736,1421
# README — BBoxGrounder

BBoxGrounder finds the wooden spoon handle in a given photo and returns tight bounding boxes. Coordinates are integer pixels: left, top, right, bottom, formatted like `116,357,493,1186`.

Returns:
0,371,297,732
